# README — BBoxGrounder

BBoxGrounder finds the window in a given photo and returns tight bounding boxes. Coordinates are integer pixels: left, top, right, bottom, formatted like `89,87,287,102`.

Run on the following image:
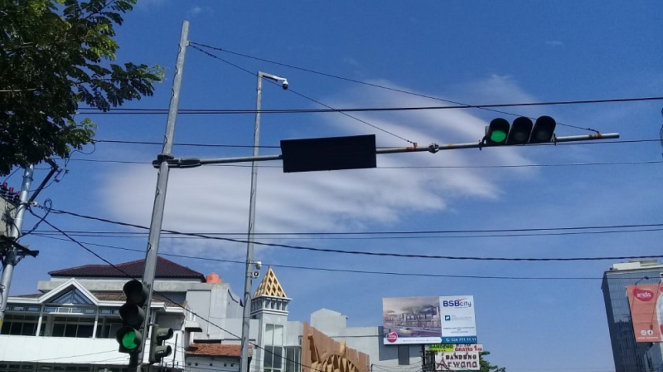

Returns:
398,346,410,365
0,314,40,336
47,288,93,305
285,347,301,372
263,324,284,372
96,317,123,339
50,316,95,338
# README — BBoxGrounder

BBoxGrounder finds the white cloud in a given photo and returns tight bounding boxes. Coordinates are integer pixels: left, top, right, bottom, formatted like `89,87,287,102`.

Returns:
546,40,564,47
188,6,213,17
97,78,537,258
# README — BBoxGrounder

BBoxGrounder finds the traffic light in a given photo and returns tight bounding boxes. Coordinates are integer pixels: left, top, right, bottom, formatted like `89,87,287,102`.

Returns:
483,116,557,146
149,324,174,364
484,118,510,145
529,115,557,143
506,117,534,145
116,279,148,354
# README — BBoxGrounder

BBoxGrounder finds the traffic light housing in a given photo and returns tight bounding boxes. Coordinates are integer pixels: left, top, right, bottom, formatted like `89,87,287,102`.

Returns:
483,116,557,146
116,280,148,354
484,118,510,145
149,324,174,364
529,115,557,143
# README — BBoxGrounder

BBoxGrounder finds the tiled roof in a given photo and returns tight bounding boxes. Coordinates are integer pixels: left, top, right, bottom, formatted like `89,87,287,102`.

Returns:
92,292,181,307
11,291,181,307
254,267,287,298
186,343,250,357
48,257,205,281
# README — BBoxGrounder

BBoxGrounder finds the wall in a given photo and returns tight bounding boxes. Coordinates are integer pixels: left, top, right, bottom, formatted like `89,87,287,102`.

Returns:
310,309,423,369
0,334,182,367
186,356,240,372
301,323,369,372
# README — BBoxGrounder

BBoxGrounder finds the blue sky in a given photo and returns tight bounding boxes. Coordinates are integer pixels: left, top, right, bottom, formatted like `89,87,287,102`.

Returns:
6,1,663,371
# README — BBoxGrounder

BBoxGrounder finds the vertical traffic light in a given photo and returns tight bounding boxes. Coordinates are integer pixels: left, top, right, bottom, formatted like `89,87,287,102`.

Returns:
116,280,148,354
149,324,174,364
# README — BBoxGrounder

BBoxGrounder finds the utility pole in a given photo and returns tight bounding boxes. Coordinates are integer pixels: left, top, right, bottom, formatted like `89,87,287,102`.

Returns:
134,20,189,372
0,165,34,328
240,71,289,372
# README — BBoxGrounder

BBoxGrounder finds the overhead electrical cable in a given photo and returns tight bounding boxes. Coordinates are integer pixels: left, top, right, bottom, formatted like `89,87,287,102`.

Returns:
35,206,663,262
30,234,601,281
92,138,661,149
76,96,663,115
188,42,599,133
61,157,663,169
190,44,416,145
28,225,663,240
27,209,318,372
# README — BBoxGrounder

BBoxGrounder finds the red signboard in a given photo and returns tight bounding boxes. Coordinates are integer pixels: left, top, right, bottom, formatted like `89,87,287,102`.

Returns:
626,284,663,343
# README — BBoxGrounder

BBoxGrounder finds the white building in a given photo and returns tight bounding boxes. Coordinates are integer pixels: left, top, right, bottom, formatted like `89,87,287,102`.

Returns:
0,257,413,372
0,257,248,372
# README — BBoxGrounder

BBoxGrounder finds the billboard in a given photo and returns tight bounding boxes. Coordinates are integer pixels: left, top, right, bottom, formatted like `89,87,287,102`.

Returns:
383,296,477,345
433,344,483,371
626,284,663,342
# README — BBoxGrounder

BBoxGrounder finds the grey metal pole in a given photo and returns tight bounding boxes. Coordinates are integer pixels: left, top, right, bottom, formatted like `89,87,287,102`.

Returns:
240,72,265,372
0,165,34,329
136,20,189,370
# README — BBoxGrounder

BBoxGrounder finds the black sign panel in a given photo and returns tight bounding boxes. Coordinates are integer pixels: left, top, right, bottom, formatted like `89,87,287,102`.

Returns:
280,134,377,173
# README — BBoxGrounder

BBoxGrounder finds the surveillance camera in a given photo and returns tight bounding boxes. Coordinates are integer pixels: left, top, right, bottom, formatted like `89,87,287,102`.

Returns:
282,80,289,90
253,271,260,278
255,261,262,270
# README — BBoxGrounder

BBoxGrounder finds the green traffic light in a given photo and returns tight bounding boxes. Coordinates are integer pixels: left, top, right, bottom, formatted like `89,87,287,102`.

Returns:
489,130,507,143
122,330,139,350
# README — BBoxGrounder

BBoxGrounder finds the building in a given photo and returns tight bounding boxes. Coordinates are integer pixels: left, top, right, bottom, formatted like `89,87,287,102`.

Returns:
0,257,247,372
0,258,374,372
602,260,663,372
310,308,423,370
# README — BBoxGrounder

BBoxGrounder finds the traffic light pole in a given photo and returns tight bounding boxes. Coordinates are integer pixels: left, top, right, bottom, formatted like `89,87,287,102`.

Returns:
134,20,189,372
0,165,33,330
157,132,621,169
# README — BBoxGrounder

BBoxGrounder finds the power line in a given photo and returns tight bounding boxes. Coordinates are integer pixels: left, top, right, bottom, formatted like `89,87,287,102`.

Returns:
93,138,660,149
36,206,663,262
76,95,663,115
27,225,663,240
29,233,603,281
62,157,663,169
189,45,416,145
26,210,321,372
187,42,599,133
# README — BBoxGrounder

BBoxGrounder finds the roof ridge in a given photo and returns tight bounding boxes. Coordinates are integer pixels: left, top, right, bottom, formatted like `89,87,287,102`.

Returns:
253,266,287,298
48,257,205,280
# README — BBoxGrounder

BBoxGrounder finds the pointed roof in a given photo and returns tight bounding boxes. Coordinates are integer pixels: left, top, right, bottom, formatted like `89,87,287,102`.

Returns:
48,257,205,281
253,267,287,298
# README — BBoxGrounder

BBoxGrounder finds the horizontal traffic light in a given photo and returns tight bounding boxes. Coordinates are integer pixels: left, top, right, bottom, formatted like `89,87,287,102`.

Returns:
483,116,557,146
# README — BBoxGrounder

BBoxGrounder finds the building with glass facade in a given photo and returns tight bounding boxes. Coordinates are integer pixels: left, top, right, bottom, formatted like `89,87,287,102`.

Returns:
602,260,663,372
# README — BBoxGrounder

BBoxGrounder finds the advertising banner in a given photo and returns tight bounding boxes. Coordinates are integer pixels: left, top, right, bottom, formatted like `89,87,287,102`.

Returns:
383,296,477,345
626,284,663,342
434,344,483,371
439,296,477,344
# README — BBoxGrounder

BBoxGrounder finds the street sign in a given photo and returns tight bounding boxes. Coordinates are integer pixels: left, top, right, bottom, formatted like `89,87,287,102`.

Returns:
281,134,376,173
